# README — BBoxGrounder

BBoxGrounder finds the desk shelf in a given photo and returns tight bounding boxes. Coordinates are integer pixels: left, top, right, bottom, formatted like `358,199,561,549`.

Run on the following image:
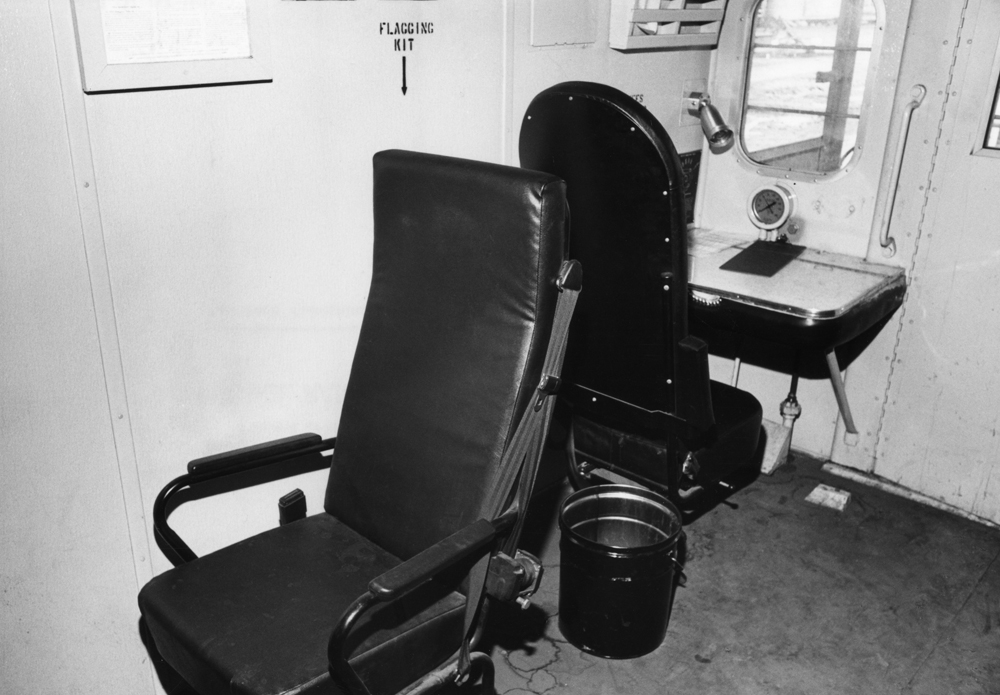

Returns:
687,229,907,441
688,229,905,325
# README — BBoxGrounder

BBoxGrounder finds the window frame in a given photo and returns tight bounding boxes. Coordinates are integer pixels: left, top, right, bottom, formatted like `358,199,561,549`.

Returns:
736,0,888,183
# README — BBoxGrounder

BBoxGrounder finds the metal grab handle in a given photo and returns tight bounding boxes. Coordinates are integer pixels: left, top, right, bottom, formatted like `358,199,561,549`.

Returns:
878,84,926,258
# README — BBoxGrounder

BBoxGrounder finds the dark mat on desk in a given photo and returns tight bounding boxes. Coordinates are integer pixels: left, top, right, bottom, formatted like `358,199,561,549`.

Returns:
719,240,806,277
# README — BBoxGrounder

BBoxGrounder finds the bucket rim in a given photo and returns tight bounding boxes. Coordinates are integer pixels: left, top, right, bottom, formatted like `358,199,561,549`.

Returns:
559,483,683,554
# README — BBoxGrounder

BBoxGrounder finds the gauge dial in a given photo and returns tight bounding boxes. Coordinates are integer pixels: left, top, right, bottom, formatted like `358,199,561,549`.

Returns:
748,184,795,230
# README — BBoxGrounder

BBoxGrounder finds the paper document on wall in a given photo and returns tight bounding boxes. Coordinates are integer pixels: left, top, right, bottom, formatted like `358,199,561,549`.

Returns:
101,0,251,65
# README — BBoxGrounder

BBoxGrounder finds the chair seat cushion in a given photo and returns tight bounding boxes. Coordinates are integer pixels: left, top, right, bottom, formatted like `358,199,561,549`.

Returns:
139,513,466,695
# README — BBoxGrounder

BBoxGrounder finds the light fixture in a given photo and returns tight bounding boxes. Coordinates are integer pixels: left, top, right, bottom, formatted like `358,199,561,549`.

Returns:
685,93,733,153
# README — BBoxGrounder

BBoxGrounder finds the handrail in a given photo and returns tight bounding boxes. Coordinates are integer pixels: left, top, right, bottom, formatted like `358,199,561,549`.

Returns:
879,84,926,258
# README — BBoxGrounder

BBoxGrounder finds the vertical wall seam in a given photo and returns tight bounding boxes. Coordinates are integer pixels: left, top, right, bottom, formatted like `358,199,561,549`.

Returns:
47,0,155,611
870,0,970,472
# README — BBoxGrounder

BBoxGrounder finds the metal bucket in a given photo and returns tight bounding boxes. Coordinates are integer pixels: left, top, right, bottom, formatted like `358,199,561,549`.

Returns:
558,484,684,659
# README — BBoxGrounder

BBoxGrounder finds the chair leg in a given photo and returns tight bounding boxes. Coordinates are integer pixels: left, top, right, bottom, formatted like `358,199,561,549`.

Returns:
404,652,494,695
825,350,858,434
469,652,495,695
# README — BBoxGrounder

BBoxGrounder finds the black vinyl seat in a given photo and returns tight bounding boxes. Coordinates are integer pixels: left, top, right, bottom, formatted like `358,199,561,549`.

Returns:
138,150,579,695
519,82,762,511
141,513,465,695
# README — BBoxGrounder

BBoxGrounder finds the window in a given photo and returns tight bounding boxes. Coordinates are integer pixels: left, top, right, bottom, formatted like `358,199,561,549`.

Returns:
985,79,1000,149
742,0,879,175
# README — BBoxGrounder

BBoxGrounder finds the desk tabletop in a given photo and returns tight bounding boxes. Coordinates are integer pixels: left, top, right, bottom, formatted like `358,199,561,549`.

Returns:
688,229,906,320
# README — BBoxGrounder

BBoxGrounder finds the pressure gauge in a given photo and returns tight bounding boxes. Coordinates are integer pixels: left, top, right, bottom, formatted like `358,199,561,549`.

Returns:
747,184,796,231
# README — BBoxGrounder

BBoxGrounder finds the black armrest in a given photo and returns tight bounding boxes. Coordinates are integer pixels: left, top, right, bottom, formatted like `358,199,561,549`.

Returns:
369,519,498,600
154,434,336,566
328,511,518,695
187,433,324,476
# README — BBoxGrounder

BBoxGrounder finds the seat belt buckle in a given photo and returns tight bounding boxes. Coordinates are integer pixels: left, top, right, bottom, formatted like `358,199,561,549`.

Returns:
556,259,582,292
485,550,544,608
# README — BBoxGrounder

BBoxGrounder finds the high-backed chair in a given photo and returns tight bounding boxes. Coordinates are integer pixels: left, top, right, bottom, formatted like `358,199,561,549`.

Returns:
519,82,761,512
138,150,580,695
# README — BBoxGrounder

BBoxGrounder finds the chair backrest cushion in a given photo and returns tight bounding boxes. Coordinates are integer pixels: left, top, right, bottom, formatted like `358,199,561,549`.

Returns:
326,150,566,560
519,82,689,416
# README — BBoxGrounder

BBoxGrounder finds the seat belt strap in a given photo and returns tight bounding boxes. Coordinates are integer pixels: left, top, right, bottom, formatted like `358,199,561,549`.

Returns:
456,260,580,682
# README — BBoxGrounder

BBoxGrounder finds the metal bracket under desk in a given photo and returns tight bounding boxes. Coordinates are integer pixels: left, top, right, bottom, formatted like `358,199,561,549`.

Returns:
687,229,907,435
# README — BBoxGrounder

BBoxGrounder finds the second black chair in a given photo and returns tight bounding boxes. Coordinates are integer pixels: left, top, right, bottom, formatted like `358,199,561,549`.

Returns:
519,81,763,512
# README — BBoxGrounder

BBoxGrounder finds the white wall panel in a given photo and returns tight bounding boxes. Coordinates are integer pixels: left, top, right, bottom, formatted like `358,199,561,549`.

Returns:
873,0,1000,524
0,2,153,693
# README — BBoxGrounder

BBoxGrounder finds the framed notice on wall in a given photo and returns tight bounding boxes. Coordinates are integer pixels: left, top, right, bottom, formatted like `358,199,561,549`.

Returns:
71,0,271,93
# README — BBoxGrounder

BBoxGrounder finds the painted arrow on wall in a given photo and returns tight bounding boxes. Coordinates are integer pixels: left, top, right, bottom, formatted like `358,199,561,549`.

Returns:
402,56,407,95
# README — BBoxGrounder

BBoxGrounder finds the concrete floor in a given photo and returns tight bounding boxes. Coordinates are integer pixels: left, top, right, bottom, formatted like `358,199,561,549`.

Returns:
481,454,1000,695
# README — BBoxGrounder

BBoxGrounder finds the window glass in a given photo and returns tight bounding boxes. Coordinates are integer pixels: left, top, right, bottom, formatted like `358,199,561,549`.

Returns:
742,0,879,174
985,79,1000,149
